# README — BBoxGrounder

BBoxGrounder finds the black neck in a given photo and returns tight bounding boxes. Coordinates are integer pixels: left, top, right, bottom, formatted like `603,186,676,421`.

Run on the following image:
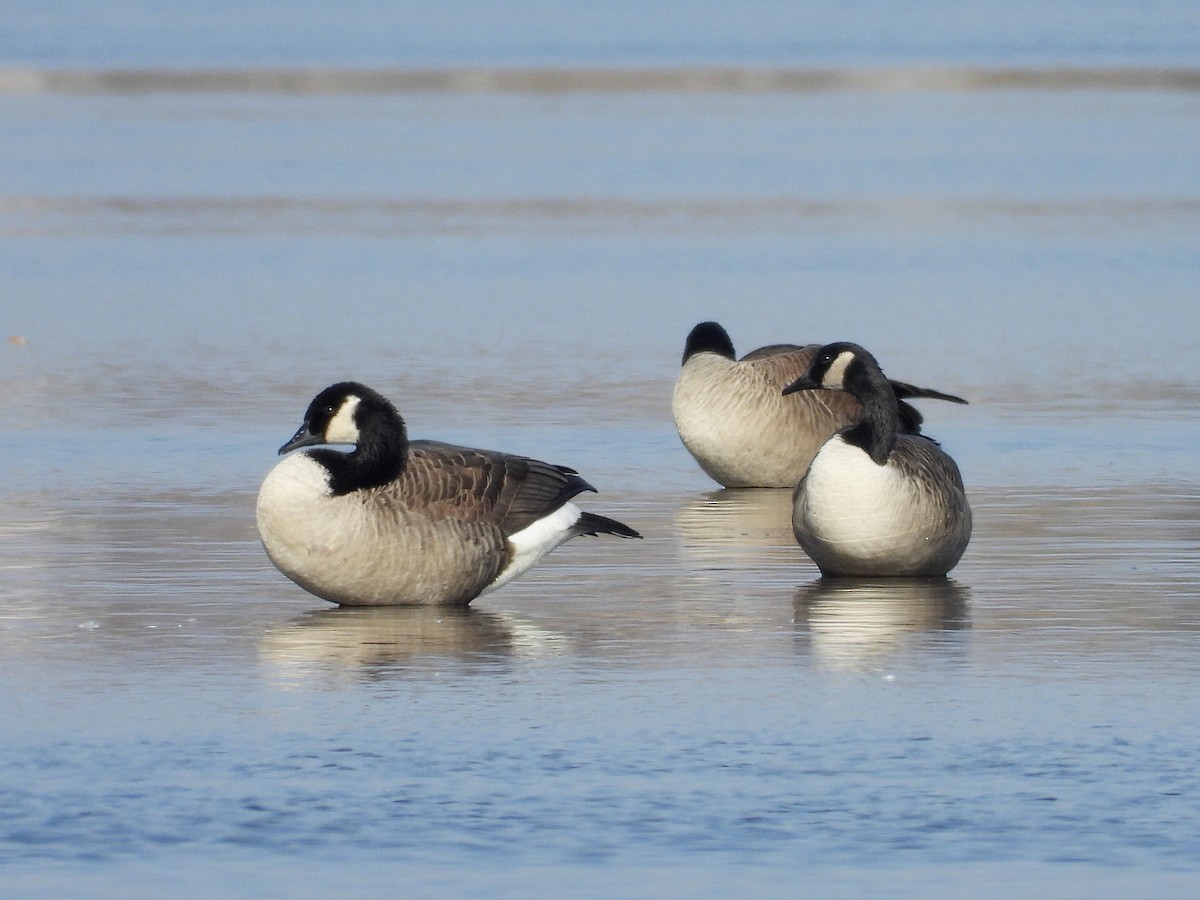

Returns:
311,418,408,496
842,369,900,465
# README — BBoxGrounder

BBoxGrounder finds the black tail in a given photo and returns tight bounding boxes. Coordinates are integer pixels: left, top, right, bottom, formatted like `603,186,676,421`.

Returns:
890,380,969,405
576,512,643,539
889,380,968,434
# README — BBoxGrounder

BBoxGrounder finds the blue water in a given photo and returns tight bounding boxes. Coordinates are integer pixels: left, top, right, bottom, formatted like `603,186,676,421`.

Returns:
3,3,1200,896
3,0,1199,67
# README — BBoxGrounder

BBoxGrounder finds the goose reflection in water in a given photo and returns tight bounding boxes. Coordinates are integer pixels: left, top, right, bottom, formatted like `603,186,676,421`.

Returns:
673,488,799,564
260,606,568,682
794,577,971,671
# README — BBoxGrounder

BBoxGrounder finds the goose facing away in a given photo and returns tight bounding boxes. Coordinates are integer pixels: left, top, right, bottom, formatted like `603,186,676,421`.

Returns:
671,321,966,488
256,382,641,607
782,342,971,577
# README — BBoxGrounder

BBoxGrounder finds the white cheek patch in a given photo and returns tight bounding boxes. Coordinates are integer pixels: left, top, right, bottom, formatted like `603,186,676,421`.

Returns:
324,395,362,444
823,351,856,390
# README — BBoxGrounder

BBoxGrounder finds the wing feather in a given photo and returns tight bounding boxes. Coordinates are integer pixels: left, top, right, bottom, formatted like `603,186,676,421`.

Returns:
397,440,594,535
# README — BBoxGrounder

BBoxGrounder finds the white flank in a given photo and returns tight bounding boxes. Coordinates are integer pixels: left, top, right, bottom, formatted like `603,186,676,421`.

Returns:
484,502,583,594
324,395,362,444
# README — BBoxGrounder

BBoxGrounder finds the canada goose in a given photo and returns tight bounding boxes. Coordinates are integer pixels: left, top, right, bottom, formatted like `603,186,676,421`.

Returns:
256,382,641,606
782,342,971,577
671,321,966,488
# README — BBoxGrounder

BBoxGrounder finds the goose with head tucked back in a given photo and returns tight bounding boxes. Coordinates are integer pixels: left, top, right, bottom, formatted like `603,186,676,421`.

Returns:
671,321,966,488
256,382,641,606
782,342,971,577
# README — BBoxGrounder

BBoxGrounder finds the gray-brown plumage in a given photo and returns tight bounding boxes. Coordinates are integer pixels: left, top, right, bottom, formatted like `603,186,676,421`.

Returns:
256,382,640,607
782,342,971,577
671,322,965,488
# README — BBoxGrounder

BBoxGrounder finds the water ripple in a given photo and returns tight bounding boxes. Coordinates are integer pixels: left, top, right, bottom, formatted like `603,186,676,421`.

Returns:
3,194,1197,238
1,65,1198,95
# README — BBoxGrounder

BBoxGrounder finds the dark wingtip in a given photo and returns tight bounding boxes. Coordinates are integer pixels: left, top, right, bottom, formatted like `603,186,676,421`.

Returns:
563,471,598,497
682,321,735,364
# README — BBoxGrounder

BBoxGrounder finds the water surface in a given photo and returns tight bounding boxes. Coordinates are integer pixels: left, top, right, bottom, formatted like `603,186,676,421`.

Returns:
3,2,1200,896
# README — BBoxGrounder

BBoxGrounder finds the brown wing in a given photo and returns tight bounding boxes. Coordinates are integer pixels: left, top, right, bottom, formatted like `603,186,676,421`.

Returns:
892,434,969,494
739,342,816,364
399,440,595,535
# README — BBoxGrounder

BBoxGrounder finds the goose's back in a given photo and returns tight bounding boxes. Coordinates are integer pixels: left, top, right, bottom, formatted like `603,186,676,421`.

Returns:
672,344,862,488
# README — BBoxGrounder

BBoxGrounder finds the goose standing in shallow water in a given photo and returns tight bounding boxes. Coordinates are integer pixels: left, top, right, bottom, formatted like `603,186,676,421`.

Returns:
671,321,966,488
256,382,641,606
782,342,971,577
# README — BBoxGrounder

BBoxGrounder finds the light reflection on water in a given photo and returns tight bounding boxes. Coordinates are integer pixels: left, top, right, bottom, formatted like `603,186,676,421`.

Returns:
794,577,971,672
3,469,1198,671
2,398,1200,892
261,606,571,684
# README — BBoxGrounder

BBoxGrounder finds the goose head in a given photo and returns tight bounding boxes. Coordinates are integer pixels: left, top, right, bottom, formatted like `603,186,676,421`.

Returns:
279,382,401,455
781,341,875,396
276,382,409,495
782,342,900,465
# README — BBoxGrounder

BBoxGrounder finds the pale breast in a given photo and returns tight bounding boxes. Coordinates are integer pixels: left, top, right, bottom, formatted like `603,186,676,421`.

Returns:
794,436,970,576
256,454,507,606
798,438,918,547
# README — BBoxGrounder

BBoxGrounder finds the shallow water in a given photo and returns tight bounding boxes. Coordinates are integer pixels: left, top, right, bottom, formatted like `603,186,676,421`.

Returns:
3,2,1200,896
